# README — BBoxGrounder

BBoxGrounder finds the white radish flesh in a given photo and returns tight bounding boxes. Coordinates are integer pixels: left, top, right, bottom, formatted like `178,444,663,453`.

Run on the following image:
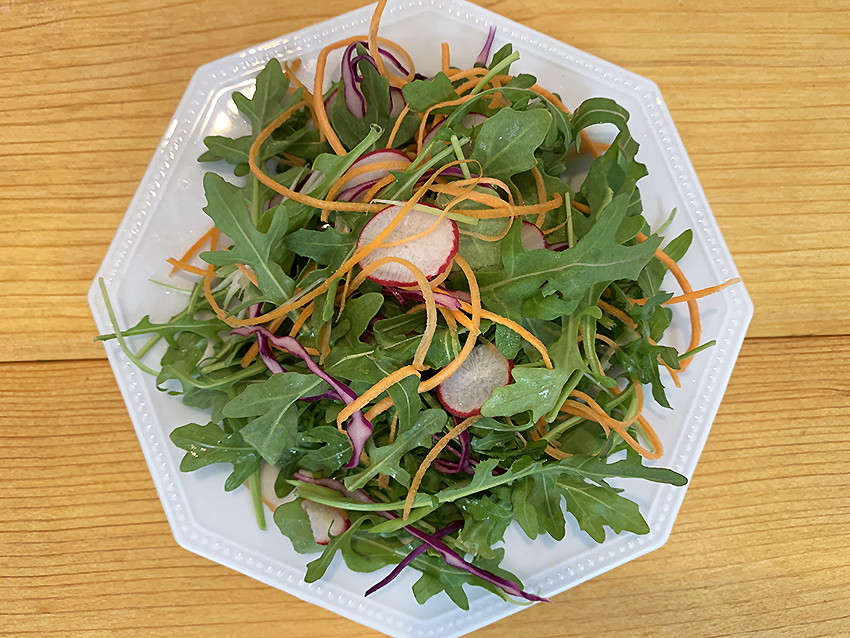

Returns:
301,499,351,545
521,221,548,250
357,204,458,286
337,148,410,194
437,343,512,418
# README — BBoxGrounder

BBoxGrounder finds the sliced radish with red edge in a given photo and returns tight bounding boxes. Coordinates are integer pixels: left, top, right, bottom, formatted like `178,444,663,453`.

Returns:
357,204,458,286
521,221,548,251
336,148,410,200
437,343,512,418
301,499,351,545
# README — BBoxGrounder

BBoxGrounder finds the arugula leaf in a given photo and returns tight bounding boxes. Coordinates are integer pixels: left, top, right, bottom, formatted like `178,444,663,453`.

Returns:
273,499,324,554
477,194,662,321
557,454,688,487
556,475,649,542
329,47,420,149
283,227,356,269
470,108,552,182
298,427,352,474
232,58,290,135
240,404,298,465
95,314,227,346
200,173,294,304
344,409,447,491
456,496,512,560
402,72,458,111
222,372,327,419
169,422,260,492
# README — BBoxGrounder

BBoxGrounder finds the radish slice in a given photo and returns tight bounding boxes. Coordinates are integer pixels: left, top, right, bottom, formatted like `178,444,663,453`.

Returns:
437,343,512,418
260,462,296,509
521,221,548,250
357,204,458,286
336,148,410,195
301,499,351,545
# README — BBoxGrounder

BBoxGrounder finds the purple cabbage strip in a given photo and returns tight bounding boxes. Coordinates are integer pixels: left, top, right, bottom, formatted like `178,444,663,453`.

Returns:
431,430,475,475
432,459,475,475
337,177,380,203
231,327,372,468
475,26,497,67
291,474,548,603
365,520,463,596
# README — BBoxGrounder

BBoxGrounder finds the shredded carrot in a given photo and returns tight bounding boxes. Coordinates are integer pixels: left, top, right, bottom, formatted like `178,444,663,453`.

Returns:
385,104,411,148
288,302,315,338
360,174,396,202
280,151,305,166
403,415,480,519
569,386,642,431
365,396,395,421
530,166,548,226
632,278,742,307
637,232,701,370
336,365,421,427
235,263,259,287
337,269,353,319
441,42,450,75
545,446,572,460
597,299,679,386
572,200,591,215
249,102,377,212
202,230,232,325
325,160,411,202
454,300,553,369
447,67,488,82
349,255,437,369
235,159,445,327
418,255,481,393
166,258,207,277
450,308,475,331
598,299,637,330
169,227,216,276
417,95,476,153
595,333,620,351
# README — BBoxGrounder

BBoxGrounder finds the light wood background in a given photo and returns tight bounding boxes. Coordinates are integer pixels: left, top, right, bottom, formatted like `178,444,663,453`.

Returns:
2,0,849,636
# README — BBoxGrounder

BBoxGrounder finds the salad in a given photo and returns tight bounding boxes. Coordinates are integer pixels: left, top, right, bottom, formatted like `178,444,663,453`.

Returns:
98,0,738,609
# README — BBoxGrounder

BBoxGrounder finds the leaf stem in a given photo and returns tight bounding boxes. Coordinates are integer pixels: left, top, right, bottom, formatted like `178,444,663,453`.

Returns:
450,135,472,179
469,51,520,96
98,278,159,376
248,468,267,530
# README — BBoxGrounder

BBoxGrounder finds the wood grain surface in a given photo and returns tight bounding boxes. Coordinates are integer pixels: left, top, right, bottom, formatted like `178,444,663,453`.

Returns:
2,0,850,636
1,0,849,362
3,337,849,637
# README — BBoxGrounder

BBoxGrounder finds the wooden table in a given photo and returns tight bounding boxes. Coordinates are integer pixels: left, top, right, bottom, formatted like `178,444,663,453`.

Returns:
3,0,849,635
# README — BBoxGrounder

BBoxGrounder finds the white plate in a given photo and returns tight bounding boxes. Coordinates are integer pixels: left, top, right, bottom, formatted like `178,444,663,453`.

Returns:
88,1,753,636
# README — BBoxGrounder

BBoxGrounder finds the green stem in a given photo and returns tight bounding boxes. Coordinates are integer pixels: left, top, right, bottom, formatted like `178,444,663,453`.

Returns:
250,175,261,226
679,340,716,362
98,278,159,376
469,51,520,96
542,414,585,441
450,135,472,179
248,468,267,531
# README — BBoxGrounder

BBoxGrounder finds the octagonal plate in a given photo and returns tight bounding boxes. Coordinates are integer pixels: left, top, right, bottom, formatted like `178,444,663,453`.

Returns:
88,1,753,636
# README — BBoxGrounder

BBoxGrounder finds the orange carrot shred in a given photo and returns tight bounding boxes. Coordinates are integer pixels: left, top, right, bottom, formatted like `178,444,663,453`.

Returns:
404,415,480,519
169,227,216,276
